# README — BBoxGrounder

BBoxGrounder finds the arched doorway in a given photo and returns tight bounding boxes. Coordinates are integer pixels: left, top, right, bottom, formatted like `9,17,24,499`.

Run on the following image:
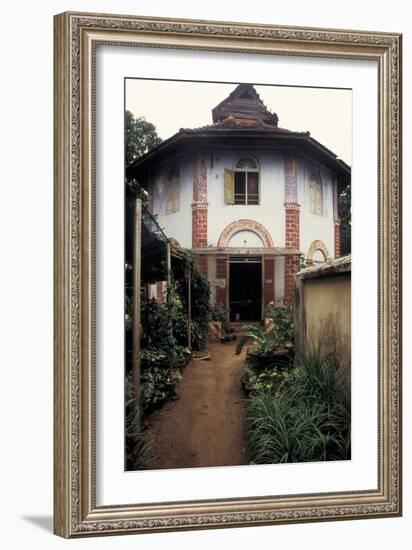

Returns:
217,220,273,322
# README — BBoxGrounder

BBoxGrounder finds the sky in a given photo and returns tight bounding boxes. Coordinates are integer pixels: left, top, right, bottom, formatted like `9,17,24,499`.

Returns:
126,79,352,166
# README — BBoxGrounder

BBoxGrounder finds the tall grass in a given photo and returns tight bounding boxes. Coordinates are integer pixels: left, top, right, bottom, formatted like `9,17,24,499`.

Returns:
246,350,351,464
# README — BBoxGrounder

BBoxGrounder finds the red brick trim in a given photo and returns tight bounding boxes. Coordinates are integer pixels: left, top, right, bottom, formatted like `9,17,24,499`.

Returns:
284,157,300,304
192,154,208,248
217,219,274,248
284,255,300,304
192,206,208,248
284,204,300,249
334,220,341,258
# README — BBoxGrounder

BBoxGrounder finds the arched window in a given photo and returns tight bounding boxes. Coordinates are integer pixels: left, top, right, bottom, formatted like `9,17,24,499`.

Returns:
313,249,326,264
233,156,260,205
309,173,322,216
165,165,180,214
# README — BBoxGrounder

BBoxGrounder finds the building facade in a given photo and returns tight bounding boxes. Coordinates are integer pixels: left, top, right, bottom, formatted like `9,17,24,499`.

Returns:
128,84,350,321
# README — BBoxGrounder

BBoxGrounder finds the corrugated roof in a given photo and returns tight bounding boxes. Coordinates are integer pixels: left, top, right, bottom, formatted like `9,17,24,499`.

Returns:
297,254,351,279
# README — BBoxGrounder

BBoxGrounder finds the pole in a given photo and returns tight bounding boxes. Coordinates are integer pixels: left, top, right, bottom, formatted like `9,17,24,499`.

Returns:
132,198,142,438
166,242,171,284
188,266,192,350
166,240,174,337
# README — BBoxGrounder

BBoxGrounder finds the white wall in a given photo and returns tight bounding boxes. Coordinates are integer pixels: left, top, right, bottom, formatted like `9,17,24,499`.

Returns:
1,2,410,550
207,149,286,246
298,159,336,258
150,155,193,247
151,149,337,255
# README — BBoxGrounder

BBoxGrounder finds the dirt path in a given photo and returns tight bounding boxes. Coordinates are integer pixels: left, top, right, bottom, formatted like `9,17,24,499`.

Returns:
144,341,249,469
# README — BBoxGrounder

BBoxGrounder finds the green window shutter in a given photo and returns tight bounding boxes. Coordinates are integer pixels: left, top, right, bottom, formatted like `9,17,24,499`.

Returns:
224,168,234,204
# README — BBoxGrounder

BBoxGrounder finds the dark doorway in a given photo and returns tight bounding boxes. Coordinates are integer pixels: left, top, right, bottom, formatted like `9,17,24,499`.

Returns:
229,259,262,321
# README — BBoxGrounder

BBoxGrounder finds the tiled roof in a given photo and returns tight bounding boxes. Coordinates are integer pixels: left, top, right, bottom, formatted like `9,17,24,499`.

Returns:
179,116,309,135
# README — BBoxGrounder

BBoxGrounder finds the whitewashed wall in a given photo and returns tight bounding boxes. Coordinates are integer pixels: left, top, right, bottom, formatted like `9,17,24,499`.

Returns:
297,159,335,258
207,149,286,247
150,154,193,247
150,149,337,257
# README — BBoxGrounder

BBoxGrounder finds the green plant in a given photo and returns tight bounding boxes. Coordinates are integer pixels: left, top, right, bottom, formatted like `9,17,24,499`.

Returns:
264,304,295,350
235,324,276,356
140,365,182,412
245,350,351,464
236,306,295,364
242,366,285,395
209,305,229,322
173,299,189,346
125,372,151,470
175,260,211,351
175,345,191,365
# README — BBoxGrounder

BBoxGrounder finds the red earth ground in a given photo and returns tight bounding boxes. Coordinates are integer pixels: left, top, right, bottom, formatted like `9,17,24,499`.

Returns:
144,341,250,470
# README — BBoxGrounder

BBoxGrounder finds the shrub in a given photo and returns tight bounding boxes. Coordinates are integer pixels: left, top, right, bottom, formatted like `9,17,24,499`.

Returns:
140,365,182,412
236,306,295,367
264,304,295,351
242,366,285,395
209,305,229,323
175,265,211,351
235,323,293,372
246,350,351,464
125,372,151,470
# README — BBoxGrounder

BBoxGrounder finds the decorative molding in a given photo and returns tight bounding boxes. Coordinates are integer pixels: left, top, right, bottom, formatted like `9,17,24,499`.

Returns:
306,240,331,262
217,219,274,248
74,15,399,47
191,202,208,210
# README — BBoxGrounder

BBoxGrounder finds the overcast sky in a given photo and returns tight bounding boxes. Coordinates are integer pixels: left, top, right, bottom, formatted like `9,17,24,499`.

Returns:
126,79,352,165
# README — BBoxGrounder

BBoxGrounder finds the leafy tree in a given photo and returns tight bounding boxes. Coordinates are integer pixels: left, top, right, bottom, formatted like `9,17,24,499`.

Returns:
338,183,351,255
125,110,162,165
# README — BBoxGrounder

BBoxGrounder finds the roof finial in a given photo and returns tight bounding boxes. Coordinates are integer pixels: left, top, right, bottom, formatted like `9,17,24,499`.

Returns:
211,84,278,126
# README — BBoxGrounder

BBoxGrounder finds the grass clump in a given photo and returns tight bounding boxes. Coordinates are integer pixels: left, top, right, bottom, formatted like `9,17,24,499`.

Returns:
246,349,350,464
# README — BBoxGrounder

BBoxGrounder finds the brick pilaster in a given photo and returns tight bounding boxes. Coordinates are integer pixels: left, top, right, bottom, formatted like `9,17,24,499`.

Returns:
192,153,208,246
284,255,300,304
191,205,208,248
192,153,208,278
285,203,300,249
284,157,301,304
334,220,341,258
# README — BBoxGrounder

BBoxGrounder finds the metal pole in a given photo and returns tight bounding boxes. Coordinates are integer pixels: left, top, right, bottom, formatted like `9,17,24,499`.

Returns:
166,242,171,284
132,198,142,438
188,266,192,349
165,242,174,352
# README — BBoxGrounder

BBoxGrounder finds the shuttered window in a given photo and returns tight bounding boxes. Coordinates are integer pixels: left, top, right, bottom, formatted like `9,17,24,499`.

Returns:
166,166,180,214
224,168,235,204
225,156,260,205
309,174,322,216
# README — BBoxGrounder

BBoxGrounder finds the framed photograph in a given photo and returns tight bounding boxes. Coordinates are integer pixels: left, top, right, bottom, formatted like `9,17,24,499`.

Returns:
54,12,402,537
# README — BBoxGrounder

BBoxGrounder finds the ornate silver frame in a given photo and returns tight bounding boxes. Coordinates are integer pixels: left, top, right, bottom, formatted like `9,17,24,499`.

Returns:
53,11,402,538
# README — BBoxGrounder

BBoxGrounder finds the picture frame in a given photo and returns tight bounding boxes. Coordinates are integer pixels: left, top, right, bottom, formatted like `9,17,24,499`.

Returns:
53,11,402,538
